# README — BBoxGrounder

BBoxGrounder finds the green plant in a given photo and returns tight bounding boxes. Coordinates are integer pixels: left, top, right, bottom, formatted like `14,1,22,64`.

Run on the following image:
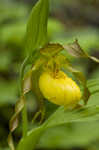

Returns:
8,0,99,150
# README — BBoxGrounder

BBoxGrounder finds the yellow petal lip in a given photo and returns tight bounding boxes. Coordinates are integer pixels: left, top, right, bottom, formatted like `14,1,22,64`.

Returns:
39,71,81,108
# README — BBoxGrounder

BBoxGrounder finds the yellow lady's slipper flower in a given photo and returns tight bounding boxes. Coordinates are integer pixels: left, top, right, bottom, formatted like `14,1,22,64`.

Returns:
39,71,81,108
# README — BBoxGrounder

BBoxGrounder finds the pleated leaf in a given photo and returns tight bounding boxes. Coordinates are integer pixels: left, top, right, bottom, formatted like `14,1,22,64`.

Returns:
17,79,99,150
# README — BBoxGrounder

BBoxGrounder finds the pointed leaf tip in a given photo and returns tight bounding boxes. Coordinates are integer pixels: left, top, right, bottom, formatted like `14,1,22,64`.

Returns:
25,0,49,54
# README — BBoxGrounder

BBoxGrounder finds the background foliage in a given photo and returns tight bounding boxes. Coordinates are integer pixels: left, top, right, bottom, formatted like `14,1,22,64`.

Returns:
0,0,99,150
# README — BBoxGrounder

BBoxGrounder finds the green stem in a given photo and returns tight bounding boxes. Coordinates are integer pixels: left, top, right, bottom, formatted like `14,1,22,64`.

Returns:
20,51,38,137
20,55,30,91
22,100,28,137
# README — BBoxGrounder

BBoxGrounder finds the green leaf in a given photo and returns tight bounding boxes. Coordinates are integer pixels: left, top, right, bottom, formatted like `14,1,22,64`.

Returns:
17,79,99,150
17,126,44,150
87,79,99,95
17,104,99,150
25,0,49,54
38,121,99,149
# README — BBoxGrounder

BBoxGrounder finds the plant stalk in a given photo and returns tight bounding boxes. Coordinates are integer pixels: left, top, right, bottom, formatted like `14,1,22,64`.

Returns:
22,100,28,137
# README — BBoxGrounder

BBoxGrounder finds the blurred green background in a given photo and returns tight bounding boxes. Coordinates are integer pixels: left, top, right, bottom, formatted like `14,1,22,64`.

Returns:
0,0,99,150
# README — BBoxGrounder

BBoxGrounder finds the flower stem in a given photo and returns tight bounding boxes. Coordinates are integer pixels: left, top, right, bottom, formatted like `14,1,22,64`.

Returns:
22,100,28,137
